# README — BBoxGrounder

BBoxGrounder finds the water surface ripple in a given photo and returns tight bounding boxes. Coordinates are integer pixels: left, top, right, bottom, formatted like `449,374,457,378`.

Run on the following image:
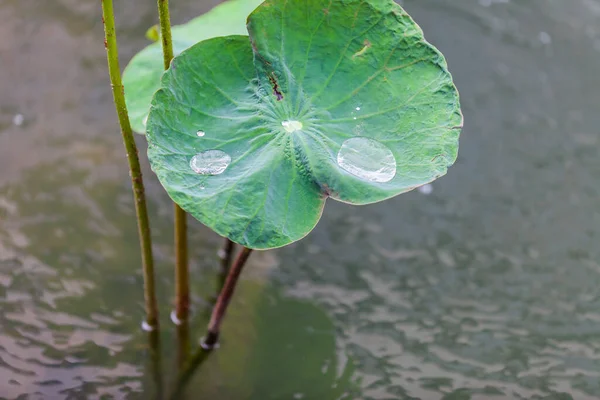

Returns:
1,0,600,399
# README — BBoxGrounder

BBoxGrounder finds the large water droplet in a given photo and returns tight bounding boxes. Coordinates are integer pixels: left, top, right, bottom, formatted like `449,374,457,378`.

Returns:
190,150,231,175
337,137,396,183
282,120,303,133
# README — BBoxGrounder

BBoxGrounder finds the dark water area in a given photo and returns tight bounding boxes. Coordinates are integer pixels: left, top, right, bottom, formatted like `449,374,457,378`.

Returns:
1,0,600,398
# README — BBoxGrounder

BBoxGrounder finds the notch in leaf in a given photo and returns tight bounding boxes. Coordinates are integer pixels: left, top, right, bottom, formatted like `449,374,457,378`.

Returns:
146,0,463,250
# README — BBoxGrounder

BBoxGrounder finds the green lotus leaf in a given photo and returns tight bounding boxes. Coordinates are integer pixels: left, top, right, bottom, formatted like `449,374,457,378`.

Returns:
123,0,264,133
147,0,463,249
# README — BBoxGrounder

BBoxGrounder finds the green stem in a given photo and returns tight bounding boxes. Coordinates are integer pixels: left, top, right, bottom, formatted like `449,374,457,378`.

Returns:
158,0,175,68
101,0,159,329
176,319,190,370
169,345,212,400
157,0,189,323
147,329,164,399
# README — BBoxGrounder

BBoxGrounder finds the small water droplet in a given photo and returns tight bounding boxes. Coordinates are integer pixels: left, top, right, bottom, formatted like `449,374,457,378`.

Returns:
355,107,361,111
321,360,330,374
190,150,231,175
13,114,24,126
353,117,357,120
418,184,433,195
282,120,303,133
197,130,206,137
141,320,156,332
337,137,396,183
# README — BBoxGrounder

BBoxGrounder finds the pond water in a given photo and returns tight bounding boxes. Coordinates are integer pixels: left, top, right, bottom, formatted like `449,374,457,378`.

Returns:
1,0,600,399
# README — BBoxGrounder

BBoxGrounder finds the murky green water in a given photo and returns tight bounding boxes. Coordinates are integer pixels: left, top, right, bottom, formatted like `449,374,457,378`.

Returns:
2,0,600,399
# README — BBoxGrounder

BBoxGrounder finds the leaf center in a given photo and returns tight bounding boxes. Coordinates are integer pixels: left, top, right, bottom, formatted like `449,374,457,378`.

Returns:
281,120,303,133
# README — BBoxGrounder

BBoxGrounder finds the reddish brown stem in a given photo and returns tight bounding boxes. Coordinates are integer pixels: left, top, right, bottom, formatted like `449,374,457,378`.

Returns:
202,247,253,349
217,238,236,289
173,204,189,322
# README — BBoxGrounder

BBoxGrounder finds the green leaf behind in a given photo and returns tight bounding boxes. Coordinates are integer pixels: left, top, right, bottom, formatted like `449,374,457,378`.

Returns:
123,0,264,133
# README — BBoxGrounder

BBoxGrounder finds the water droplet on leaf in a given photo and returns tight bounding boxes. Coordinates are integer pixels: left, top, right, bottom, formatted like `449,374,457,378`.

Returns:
190,150,231,175
282,120,303,133
337,137,396,183
197,130,206,137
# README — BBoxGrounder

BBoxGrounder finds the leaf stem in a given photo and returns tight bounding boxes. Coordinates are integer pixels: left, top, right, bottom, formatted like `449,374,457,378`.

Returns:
174,204,189,321
217,238,236,289
169,345,212,400
158,0,175,68
101,0,159,329
156,0,189,323
147,329,164,398
202,247,253,349
176,319,190,370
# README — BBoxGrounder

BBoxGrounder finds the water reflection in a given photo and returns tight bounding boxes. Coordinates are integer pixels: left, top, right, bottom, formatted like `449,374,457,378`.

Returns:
0,156,354,398
173,284,358,399
0,160,152,398
276,0,600,396
2,0,600,399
